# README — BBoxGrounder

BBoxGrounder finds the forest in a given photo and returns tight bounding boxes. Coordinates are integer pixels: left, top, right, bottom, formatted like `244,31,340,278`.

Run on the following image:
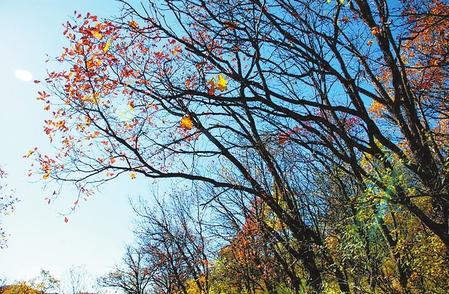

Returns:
1,0,449,293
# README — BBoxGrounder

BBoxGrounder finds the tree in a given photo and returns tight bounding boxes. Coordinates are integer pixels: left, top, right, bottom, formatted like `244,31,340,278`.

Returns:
35,0,449,292
133,193,211,294
0,283,41,294
61,266,90,294
33,269,60,294
0,270,60,294
0,167,16,248
99,246,153,294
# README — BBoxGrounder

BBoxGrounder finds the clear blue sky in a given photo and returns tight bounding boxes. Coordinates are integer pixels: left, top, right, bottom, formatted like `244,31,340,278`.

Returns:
0,0,151,283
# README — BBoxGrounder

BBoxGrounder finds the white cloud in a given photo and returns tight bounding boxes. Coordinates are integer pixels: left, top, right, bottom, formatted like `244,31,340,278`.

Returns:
14,69,33,82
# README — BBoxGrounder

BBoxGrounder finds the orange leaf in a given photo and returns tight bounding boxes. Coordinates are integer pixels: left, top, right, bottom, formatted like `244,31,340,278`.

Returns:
278,134,288,145
224,21,237,30
208,80,215,96
129,20,139,29
171,45,182,56
37,91,50,101
180,115,193,130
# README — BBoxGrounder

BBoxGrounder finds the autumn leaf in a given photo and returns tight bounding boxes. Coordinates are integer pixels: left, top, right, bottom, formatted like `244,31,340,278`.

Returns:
128,100,135,111
278,134,289,145
42,173,50,180
171,45,182,56
91,30,103,39
224,21,237,30
103,38,112,53
180,115,193,130
83,93,100,104
37,91,50,101
208,79,216,96
369,100,384,117
64,216,69,223
130,172,137,179
217,74,228,91
129,20,139,29
23,147,37,158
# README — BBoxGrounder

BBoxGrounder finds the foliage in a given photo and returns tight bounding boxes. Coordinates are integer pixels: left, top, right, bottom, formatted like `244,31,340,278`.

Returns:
1,283,42,294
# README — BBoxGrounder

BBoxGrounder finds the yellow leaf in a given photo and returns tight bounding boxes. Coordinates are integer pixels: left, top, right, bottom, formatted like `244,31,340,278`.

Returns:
92,30,103,40
130,172,137,179
180,115,193,130
43,173,50,180
217,74,227,92
23,148,36,158
103,38,111,53
83,93,100,104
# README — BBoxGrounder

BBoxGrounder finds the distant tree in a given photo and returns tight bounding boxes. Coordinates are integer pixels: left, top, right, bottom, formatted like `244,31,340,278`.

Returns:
1,282,41,294
99,246,152,294
0,270,60,294
133,193,211,294
0,277,6,292
33,269,60,294
61,266,90,294
0,167,16,248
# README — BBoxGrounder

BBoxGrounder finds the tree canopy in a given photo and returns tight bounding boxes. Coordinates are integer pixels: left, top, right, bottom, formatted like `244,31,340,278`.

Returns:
33,0,449,292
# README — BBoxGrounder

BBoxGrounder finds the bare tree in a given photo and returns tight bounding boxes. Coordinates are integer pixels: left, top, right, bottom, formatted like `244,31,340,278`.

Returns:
61,266,90,294
99,246,153,294
132,192,212,294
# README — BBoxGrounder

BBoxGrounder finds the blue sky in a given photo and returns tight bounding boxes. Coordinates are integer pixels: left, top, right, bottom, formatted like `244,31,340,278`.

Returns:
0,0,149,284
